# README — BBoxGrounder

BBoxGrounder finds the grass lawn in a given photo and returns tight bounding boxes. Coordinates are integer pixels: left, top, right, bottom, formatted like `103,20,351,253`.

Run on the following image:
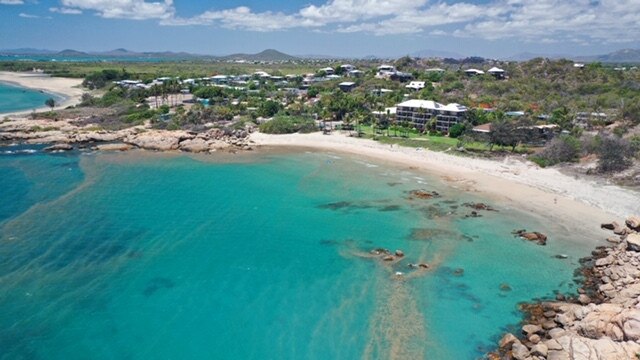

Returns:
349,125,532,154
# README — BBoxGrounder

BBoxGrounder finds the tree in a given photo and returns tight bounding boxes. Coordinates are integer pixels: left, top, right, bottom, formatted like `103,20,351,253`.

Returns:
597,136,634,173
45,98,56,110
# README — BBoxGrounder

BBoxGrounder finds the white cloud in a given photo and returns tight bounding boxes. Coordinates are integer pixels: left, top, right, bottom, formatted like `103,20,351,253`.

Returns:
0,0,24,4
19,12,52,19
50,7,83,14
59,0,174,20
47,0,640,45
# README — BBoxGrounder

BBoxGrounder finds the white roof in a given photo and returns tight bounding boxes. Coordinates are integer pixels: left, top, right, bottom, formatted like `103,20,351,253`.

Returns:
406,81,426,89
397,99,467,113
320,67,334,72
465,69,485,74
339,82,356,86
378,64,395,70
488,67,505,73
425,68,445,72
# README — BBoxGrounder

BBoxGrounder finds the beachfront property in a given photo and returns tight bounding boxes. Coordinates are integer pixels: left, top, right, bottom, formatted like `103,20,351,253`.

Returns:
395,99,467,132
405,81,426,91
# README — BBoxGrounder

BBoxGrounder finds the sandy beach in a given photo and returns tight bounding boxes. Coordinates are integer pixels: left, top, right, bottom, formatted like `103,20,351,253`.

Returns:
250,132,638,237
0,71,84,116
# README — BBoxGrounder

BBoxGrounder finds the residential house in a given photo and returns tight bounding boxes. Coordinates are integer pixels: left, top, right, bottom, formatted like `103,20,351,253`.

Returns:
464,69,485,77
487,67,506,79
395,99,467,132
319,67,335,75
340,64,356,72
338,81,356,92
405,81,426,91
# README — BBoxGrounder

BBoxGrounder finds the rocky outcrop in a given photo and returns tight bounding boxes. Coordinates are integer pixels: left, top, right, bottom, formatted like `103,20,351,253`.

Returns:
1,118,253,154
492,215,640,359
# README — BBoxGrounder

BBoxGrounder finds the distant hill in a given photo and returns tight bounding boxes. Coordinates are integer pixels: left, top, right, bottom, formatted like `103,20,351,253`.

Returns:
505,52,572,61
506,49,640,63
57,49,89,56
221,49,298,62
0,48,56,55
410,49,464,59
575,49,640,63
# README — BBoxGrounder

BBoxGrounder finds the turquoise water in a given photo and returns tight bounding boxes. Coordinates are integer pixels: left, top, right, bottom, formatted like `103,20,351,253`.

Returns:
0,146,602,359
0,82,56,114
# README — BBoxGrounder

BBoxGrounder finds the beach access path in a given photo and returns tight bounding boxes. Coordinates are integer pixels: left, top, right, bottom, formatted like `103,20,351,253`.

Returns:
250,131,638,236
0,71,84,116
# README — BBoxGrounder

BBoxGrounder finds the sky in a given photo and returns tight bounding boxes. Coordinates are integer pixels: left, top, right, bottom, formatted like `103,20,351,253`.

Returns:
1,0,639,58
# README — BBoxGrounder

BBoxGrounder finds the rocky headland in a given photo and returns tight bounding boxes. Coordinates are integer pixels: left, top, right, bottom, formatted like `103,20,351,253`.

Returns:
492,216,640,360
0,118,253,153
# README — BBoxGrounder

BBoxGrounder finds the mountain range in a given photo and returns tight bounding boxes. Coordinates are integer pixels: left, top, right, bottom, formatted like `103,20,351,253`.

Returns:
2,47,640,63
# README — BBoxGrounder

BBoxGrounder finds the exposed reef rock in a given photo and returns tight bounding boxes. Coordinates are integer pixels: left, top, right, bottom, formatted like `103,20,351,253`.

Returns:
491,215,640,359
512,229,548,246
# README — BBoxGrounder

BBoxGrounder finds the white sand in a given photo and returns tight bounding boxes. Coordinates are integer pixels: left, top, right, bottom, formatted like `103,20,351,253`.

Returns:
251,132,638,236
0,71,84,116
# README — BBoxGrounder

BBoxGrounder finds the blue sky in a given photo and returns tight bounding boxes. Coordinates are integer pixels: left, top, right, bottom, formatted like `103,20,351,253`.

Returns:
1,0,639,58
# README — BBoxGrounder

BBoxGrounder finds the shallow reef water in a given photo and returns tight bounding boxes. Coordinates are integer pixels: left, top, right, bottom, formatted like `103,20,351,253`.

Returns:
0,146,601,359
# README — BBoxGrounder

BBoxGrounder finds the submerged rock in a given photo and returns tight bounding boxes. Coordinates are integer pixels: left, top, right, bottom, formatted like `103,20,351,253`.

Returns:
407,189,440,200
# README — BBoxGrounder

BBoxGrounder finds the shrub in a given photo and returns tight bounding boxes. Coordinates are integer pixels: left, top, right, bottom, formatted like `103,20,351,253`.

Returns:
259,116,317,134
448,123,466,138
597,136,634,173
535,135,581,166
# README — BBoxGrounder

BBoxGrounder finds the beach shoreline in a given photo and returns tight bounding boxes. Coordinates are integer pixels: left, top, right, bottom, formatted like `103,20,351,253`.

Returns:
250,132,637,240
0,71,84,116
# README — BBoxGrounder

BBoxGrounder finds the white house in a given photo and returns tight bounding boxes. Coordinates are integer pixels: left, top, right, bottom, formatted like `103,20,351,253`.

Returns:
340,64,356,72
464,69,485,76
319,67,335,75
487,67,506,79
405,81,426,91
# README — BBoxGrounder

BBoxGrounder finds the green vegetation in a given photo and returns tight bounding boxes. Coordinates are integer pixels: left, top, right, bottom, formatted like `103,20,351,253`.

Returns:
259,115,317,134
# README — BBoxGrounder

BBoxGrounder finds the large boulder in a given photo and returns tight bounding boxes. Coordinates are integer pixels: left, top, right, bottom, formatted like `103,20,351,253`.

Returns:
511,341,529,360
498,333,518,350
626,233,640,252
622,309,640,341
530,343,548,357
178,138,210,153
626,216,640,231
125,131,191,151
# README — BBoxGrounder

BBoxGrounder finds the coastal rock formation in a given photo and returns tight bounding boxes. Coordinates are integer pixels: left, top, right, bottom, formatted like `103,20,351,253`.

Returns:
492,215,640,359
0,118,253,154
